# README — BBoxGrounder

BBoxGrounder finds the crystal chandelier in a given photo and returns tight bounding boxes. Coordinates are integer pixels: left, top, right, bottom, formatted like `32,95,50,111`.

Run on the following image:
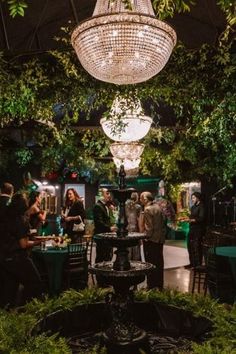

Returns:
110,142,144,160
110,142,144,175
113,157,141,170
71,0,177,85
100,97,152,142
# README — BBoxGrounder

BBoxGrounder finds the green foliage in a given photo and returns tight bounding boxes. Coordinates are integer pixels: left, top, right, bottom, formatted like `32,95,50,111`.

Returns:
15,148,34,166
121,0,133,11
0,288,236,353
0,288,110,353
38,128,116,183
81,130,110,158
168,183,184,203
7,0,27,17
135,288,236,353
0,1,235,184
23,288,110,318
153,0,195,19
0,308,69,353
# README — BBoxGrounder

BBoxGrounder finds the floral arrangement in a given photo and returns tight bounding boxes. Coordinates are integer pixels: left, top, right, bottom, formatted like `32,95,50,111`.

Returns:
51,235,71,248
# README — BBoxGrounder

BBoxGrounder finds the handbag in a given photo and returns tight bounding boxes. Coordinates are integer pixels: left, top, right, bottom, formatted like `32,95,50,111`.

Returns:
72,216,85,232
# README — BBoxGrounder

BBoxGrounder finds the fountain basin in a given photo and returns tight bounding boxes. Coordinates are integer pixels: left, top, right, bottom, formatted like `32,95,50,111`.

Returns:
90,261,154,288
93,232,146,248
90,261,154,277
34,301,212,353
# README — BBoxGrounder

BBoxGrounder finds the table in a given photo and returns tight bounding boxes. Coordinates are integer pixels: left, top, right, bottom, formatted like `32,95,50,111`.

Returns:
167,222,189,240
32,247,68,296
215,246,236,284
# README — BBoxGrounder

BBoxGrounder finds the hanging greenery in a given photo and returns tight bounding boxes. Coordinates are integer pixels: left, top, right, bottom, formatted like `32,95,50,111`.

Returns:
0,1,235,184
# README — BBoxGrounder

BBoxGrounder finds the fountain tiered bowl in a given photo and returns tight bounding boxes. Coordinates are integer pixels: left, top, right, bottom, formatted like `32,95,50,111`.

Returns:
91,232,154,291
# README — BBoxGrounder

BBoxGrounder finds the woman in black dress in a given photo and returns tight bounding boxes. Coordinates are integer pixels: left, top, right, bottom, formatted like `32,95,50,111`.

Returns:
61,188,86,243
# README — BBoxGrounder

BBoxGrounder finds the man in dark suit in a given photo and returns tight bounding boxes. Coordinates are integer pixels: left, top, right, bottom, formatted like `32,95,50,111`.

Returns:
93,188,117,264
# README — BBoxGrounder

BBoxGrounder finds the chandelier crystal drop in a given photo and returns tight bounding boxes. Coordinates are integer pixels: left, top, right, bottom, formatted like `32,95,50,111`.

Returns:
100,97,152,142
71,0,177,85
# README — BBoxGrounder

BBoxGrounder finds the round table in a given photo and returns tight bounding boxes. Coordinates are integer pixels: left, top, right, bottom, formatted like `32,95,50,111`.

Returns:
32,247,68,296
215,246,236,286
167,222,189,241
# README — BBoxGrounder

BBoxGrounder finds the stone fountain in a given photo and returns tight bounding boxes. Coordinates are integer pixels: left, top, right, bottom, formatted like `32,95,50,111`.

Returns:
90,165,154,354
33,166,213,354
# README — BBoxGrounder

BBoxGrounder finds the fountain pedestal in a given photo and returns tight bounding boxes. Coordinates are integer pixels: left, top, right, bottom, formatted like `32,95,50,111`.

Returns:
90,166,154,354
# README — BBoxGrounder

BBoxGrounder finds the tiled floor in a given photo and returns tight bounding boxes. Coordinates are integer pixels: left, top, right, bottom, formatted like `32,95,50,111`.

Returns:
164,239,192,293
165,267,192,293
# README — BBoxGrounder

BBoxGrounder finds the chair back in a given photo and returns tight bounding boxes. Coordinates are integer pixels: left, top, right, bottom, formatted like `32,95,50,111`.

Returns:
66,242,88,271
204,227,236,247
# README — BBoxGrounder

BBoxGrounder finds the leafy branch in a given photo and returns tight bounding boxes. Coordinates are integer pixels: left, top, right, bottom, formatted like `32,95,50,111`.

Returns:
4,0,28,17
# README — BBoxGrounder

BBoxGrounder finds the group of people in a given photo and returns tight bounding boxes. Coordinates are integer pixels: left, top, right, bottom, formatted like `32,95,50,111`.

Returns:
93,188,167,290
93,188,206,290
0,178,206,308
0,183,86,308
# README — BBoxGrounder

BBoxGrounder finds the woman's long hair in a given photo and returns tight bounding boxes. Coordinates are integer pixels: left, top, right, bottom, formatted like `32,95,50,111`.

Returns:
28,191,41,207
65,188,80,207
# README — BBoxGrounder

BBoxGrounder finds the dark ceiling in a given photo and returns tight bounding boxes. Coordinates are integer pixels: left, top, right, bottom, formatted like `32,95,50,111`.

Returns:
0,0,227,55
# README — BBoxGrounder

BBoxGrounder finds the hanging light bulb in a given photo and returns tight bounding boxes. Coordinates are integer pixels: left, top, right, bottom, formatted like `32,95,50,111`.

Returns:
71,0,177,85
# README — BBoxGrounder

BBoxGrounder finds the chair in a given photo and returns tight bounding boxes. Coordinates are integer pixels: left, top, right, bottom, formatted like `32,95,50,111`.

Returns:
64,242,88,290
85,235,96,285
191,265,207,295
203,228,218,246
206,248,235,304
191,239,214,295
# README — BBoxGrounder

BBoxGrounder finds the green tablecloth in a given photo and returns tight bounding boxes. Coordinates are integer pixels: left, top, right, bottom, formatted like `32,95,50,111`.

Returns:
32,247,68,296
215,246,236,285
167,222,189,240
